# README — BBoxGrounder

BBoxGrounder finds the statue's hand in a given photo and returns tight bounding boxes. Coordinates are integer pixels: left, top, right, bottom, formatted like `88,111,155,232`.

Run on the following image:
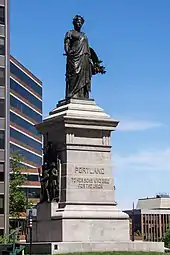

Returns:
92,63,106,75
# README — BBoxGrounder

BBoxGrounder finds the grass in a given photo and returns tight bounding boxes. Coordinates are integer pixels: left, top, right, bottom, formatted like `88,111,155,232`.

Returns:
30,252,166,255
45,253,164,255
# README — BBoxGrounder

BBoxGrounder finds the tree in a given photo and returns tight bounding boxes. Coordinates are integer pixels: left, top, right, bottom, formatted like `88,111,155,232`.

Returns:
162,228,170,248
9,152,27,218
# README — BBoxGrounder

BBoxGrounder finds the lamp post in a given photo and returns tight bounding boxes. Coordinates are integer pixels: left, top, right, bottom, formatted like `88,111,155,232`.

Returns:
28,209,33,255
26,186,29,210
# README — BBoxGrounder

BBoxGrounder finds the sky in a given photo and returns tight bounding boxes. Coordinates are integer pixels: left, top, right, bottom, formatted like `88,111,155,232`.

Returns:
10,0,170,210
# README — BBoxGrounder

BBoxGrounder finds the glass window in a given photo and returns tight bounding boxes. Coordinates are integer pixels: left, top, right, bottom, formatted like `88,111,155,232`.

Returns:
0,130,5,149
21,187,40,198
10,62,42,97
19,163,30,169
0,99,5,117
10,112,41,138
0,162,4,181
0,194,4,214
9,161,35,170
10,95,42,123
0,7,5,25
24,174,39,182
0,68,5,86
0,172,4,181
0,162,4,171
28,174,39,181
10,127,42,152
10,144,42,166
0,37,5,55
10,79,42,111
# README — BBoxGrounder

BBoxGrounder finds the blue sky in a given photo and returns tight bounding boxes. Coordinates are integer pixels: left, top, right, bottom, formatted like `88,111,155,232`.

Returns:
10,1,170,209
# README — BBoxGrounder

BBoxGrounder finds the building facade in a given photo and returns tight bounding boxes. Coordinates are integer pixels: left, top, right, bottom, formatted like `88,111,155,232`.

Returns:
124,194,170,242
0,0,42,235
0,0,10,236
10,56,42,206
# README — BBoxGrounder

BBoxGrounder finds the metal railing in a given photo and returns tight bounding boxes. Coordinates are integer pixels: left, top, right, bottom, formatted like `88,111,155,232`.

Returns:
0,226,25,255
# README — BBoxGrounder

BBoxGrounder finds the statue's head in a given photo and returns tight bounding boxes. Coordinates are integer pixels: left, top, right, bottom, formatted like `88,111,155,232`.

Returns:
73,15,84,30
44,162,48,167
51,162,56,168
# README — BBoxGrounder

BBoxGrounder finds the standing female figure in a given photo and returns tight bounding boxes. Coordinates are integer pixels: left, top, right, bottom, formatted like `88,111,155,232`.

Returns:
64,15,92,99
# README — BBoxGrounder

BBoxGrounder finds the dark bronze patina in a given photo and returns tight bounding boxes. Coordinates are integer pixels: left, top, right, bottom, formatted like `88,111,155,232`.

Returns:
64,15,106,99
38,17,106,203
39,142,60,203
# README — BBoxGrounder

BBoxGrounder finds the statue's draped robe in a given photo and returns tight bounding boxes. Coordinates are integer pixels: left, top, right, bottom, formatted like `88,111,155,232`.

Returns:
65,30,92,98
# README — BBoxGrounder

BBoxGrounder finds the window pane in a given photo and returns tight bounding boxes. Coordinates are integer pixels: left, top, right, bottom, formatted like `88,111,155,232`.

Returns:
22,174,39,182
10,95,42,123
0,162,4,171
0,163,4,181
0,99,5,117
10,127,42,152
0,172,4,181
27,174,39,182
10,79,42,111
0,195,4,214
0,130,5,149
0,68,5,86
0,229,4,236
10,112,41,138
10,161,35,170
21,188,40,198
10,62,42,97
10,144,42,166
0,7,5,25
0,37,5,55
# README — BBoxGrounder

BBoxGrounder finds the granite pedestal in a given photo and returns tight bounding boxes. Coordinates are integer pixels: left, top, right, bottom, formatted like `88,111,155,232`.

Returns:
33,99,164,253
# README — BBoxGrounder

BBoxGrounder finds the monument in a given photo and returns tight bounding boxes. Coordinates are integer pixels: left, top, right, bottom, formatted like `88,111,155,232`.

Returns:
32,15,164,254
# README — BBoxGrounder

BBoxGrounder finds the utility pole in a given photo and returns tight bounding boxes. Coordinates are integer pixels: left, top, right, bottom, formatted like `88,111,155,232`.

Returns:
132,202,135,241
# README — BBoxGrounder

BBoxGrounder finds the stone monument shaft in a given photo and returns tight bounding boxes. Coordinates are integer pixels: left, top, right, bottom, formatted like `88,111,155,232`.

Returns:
35,99,130,245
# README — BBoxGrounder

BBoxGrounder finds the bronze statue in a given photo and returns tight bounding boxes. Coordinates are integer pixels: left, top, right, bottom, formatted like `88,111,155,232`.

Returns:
49,162,59,202
39,143,60,203
43,141,57,168
39,164,51,203
64,15,106,99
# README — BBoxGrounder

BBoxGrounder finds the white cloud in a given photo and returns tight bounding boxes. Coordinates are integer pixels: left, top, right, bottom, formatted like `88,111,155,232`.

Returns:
113,149,170,209
113,149,170,172
117,119,165,132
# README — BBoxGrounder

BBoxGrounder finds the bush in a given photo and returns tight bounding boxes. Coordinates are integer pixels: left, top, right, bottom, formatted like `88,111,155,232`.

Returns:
163,228,170,248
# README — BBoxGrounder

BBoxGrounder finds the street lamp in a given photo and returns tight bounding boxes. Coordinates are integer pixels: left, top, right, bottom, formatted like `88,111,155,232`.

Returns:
28,209,33,255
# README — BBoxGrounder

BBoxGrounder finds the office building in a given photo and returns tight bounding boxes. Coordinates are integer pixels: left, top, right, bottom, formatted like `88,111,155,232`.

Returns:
10,55,42,205
0,0,42,235
124,194,170,242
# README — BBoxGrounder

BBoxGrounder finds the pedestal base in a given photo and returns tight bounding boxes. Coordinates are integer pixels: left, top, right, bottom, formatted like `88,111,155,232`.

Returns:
33,202,130,243
26,241,164,254
51,241,164,254
32,203,164,253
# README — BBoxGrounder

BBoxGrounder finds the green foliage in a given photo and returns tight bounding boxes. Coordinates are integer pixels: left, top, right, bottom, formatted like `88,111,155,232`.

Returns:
0,234,10,244
0,227,20,244
135,230,142,236
0,234,19,244
9,152,27,218
28,200,34,209
163,228,170,248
